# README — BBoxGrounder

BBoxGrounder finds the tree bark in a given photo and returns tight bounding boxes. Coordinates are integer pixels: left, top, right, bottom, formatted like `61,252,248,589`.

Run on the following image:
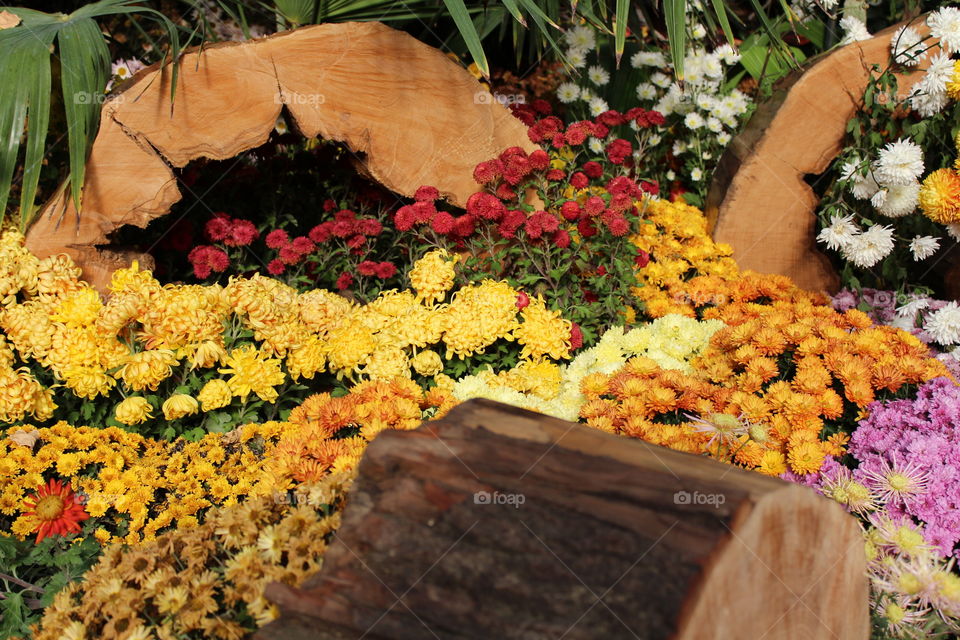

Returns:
260,399,869,640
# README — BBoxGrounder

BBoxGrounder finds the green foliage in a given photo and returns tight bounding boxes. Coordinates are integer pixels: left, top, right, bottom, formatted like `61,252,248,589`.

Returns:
0,1,182,230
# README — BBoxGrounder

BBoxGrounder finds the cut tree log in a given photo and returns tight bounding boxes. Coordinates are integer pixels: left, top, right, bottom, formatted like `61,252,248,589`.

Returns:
259,399,868,640
705,20,931,293
25,22,536,291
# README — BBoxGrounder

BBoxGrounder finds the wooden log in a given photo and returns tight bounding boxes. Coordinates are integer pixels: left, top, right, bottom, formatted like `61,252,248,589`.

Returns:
259,399,869,640
705,21,931,293
25,22,536,291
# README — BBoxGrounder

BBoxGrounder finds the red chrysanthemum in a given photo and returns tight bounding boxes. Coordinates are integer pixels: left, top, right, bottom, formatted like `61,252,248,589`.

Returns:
267,259,286,275
570,172,589,189
414,185,441,202
635,250,650,268
323,198,338,212
205,214,231,242
22,479,89,544
569,323,584,351
357,260,379,276
516,291,530,309
394,205,417,231
375,261,397,279
560,201,581,221
225,219,259,247
528,149,550,171
473,159,504,185
606,138,633,165
466,192,506,221
531,99,552,115
309,222,334,243
431,211,456,235
582,161,603,179
336,272,354,290
265,229,290,249
291,236,315,256
552,229,571,248
358,218,383,237
584,196,606,217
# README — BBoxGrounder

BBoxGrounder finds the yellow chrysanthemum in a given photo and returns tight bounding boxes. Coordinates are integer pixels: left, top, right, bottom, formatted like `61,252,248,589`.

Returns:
162,394,199,420
197,379,232,412
409,249,457,304
115,396,154,425
919,168,960,224
410,349,444,377
218,345,286,402
515,297,572,361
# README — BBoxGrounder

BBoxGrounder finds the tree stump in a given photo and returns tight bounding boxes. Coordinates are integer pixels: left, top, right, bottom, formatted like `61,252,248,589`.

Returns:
260,399,868,640
25,22,536,291
705,20,931,293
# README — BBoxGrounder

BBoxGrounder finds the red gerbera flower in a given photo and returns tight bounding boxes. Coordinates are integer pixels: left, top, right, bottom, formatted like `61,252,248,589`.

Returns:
22,478,89,544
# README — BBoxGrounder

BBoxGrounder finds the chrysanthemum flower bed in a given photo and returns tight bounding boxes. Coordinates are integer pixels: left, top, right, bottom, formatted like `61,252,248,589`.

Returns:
1,101,959,639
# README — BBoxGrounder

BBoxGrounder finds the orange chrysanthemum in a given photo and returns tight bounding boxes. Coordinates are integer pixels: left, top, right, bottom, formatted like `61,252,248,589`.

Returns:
22,478,89,543
919,168,960,224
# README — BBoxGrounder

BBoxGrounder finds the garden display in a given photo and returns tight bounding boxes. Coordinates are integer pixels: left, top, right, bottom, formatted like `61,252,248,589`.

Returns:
1,1,960,639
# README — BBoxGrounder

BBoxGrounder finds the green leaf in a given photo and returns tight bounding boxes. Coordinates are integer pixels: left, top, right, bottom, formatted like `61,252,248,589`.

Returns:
709,0,736,49
441,0,489,78
663,0,686,80
612,0,628,67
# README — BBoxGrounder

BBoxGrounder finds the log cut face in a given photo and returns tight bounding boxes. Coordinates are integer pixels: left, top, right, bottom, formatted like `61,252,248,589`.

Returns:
25,22,536,291
706,21,931,293
259,399,868,640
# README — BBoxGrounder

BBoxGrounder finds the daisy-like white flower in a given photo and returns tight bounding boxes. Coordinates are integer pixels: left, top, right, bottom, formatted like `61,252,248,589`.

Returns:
890,25,927,66
842,224,895,268
666,170,676,180
713,43,740,65
706,116,723,133
703,54,723,78
690,23,707,39
875,181,920,217
909,235,940,260
923,301,960,344
875,138,924,186
860,457,930,504
636,82,657,100
909,86,949,118
566,47,588,69
587,65,610,86
817,213,860,251
631,51,666,68
871,188,888,209
840,16,871,44
651,72,672,88
717,131,731,145
588,96,609,116
928,6,960,55
587,137,604,155
564,24,596,52
556,82,580,104
672,140,687,155
840,156,867,181
684,112,705,129
647,133,661,146
690,167,704,181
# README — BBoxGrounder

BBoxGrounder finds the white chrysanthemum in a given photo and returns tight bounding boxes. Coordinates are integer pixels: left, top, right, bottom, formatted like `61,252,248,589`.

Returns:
928,6,960,55
636,82,657,100
691,23,707,39
556,82,580,104
890,26,927,66
851,172,880,200
588,137,604,154
840,16,871,45
924,301,960,345
648,133,662,146
566,47,588,69
672,140,687,155
588,65,610,86
588,96,609,116
706,116,723,133
666,169,676,180
896,297,930,318
909,235,940,261
874,138,924,185
690,168,704,181
564,25,596,52
875,181,920,217
922,52,953,94
694,93,714,110
714,43,740,65
841,224,895,268
909,85,950,117
870,188,887,209
840,156,867,181
684,112,705,129
816,213,860,251
717,131,731,145
631,51,666,68
651,72,672,88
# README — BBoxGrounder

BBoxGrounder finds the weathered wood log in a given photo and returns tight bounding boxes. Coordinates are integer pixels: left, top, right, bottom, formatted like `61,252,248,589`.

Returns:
260,399,868,640
25,22,536,291
706,20,931,293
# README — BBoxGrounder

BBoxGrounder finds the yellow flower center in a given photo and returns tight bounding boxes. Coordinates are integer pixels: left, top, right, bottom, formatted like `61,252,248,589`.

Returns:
34,494,65,521
887,472,910,492
885,603,905,625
